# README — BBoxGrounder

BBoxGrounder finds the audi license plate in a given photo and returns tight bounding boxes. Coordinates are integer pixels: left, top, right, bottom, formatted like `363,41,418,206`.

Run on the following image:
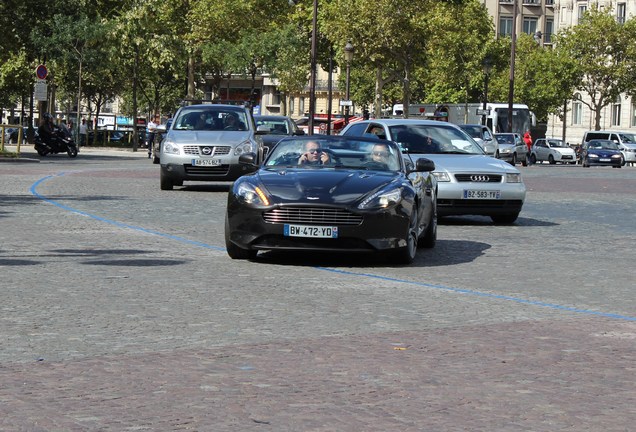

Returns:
284,224,338,238
463,190,500,199
193,158,221,166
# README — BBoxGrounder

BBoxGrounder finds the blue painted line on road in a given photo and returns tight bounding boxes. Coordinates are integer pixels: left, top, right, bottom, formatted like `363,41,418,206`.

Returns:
31,173,636,323
30,174,225,252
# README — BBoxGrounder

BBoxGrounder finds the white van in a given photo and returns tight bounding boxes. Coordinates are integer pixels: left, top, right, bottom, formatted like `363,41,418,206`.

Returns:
581,131,636,165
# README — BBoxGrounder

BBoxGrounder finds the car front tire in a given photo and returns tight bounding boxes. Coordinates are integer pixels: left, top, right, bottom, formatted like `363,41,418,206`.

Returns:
160,168,174,190
224,216,257,260
392,206,418,265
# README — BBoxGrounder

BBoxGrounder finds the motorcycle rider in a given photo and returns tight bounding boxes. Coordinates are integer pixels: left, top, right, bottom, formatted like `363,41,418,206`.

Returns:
38,113,58,150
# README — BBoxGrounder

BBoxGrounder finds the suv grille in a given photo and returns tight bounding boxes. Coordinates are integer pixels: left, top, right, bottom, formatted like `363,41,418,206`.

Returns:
454,174,502,183
183,145,232,156
263,207,363,225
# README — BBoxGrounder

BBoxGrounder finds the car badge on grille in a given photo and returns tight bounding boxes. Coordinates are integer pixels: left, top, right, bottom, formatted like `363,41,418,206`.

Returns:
470,175,490,182
201,146,213,155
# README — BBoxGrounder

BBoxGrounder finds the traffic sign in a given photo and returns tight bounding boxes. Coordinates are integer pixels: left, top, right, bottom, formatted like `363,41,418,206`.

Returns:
339,100,353,107
36,64,48,80
476,108,491,116
34,79,48,101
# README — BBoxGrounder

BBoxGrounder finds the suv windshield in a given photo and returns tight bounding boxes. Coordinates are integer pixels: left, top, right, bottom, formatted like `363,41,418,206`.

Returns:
173,107,248,131
390,124,484,155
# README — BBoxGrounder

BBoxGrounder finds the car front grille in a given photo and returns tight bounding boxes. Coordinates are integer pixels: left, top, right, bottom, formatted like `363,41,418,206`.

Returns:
183,145,232,156
263,207,363,226
184,164,230,175
454,174,503,183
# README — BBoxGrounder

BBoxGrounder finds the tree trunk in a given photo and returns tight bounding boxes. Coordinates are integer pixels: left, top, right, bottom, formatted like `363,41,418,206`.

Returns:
187,55,196,99
402,61,411,119
374,66,383,119
132,45,139,151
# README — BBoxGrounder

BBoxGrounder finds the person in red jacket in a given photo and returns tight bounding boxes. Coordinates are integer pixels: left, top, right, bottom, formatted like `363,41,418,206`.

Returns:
523,130,533,165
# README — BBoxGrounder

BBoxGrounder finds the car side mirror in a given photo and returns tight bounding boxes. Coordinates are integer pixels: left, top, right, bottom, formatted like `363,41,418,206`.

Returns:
238,152,258,166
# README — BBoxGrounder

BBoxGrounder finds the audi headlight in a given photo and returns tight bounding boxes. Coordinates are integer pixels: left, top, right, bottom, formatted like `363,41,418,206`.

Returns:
506,173,522,183
163,140,180,155
432,172,451,182
235,182,270,206
359,188,402,209
234,140,254,156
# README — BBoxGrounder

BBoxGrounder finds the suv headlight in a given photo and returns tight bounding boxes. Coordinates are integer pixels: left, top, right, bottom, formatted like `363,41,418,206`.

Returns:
359,188,402,209
163,140,180,155
234,140,254,156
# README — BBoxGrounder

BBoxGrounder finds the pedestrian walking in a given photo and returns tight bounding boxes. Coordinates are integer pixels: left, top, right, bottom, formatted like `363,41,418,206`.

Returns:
79,118,88,151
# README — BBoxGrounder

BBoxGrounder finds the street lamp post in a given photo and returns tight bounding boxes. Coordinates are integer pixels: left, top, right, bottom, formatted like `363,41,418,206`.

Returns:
482,55,492,127
308,0,318,135
344,41,354,125
507,0,518,133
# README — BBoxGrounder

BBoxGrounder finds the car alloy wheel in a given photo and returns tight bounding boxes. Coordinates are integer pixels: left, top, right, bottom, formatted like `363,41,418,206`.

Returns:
393,206,418,265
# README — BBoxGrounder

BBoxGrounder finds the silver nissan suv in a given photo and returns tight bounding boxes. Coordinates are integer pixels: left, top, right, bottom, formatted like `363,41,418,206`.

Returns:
159,104,265,190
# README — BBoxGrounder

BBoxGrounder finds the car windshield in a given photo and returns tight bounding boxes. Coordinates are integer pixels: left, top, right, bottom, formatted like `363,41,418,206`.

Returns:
264,137,402,171
458,125,481,138
547,139,567,148
618,133,636,144
389,124,484,155
172,107,247,131
255,118,289,135
589,140,619,150
495,134,516,145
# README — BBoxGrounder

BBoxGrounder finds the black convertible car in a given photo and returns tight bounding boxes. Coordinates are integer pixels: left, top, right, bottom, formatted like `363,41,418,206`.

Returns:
225,135,437,264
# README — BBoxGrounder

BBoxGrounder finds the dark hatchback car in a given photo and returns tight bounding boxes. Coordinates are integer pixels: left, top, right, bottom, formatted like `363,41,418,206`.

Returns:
580,139,624,168
253,115,305,153
225,135,437,264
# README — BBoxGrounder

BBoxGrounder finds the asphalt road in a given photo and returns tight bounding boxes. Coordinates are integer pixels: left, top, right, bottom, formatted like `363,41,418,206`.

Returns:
1,147,635,431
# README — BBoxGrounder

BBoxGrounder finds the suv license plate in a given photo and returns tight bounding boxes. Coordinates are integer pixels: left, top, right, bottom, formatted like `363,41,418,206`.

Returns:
463,190,500,199
284,224,338,238
193,158,221,166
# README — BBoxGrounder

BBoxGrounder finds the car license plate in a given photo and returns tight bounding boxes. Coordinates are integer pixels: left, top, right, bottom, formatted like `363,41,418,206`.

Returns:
463,190,500,199
284,224,338,238
193,158,221,166
599,158,611,162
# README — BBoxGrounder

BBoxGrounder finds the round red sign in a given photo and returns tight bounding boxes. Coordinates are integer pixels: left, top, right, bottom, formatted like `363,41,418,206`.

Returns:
36,64,48,80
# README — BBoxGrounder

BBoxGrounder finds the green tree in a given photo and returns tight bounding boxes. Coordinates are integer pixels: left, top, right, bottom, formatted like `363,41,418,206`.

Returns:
557,5,635,130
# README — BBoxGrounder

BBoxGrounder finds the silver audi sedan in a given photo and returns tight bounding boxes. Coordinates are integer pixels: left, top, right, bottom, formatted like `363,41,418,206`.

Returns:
341,119,526,224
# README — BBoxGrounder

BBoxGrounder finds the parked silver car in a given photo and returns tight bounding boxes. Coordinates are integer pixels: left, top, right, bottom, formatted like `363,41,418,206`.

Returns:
494,133,528,166
457,124,498,157
530,138,577,165
341,119,526,224
159,104,265,190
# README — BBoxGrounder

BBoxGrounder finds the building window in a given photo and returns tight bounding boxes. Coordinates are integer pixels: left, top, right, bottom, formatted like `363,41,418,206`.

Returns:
578,4,587,24
523,17,538,35
300,97,305,115
272,90,281,105
572,94,582,125
611,96,621,126
289,97,295,115
499,16,513,37
561,7,568,23
631,101,636,127
545,19,553,43
617,3,626,24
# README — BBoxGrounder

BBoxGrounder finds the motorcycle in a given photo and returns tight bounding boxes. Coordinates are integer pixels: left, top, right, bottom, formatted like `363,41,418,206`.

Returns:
34,125,78,158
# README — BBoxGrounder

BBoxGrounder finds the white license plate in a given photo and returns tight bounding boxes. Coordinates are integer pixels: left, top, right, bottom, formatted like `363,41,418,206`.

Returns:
284,224,338,238
193,158,221,166
599,158,611,162
463,190,501,199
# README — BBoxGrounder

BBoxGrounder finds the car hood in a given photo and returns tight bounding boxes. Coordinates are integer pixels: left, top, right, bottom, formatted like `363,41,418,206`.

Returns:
255,168,400,204
552,147,576,155
167,130,252,145
406,153,518,174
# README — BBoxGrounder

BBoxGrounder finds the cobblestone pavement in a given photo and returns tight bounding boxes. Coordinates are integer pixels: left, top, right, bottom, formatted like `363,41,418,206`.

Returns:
1,146,635,431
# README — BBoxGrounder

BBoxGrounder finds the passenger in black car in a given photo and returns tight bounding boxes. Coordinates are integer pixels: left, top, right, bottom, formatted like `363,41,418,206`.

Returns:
298,141,331,165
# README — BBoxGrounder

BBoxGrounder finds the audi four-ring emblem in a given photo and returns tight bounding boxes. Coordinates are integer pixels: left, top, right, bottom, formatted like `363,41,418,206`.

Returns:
470,175,490,182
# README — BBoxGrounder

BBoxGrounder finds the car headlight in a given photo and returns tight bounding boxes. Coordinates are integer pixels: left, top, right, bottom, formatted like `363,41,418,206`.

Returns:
611,154,622,159
432,172,451,182
234,140,254,156
235,182,270,206
506,173,522,183
163,140,180,155
359,188,402,209
588,153,599,158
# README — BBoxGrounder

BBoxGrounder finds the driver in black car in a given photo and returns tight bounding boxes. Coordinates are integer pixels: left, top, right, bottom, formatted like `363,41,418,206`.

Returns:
298,141,331,165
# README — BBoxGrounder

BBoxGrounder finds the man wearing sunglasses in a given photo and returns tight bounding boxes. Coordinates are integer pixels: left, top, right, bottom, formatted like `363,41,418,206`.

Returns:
298,141,331,165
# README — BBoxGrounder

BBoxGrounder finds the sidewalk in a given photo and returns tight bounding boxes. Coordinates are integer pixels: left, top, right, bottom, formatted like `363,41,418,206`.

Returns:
0,144,149,163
